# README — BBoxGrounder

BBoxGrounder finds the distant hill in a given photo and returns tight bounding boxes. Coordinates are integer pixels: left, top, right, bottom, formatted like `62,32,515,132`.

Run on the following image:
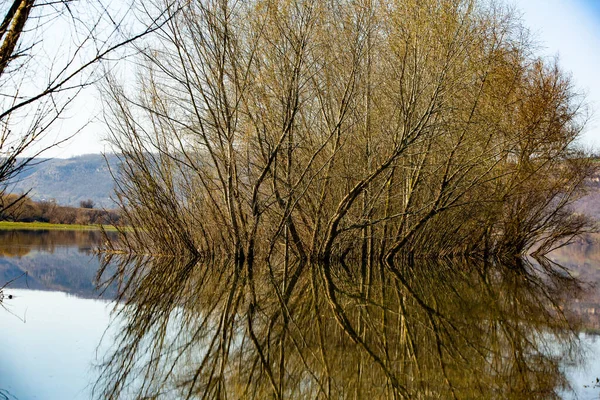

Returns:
5,153,600,216
7,154,119,208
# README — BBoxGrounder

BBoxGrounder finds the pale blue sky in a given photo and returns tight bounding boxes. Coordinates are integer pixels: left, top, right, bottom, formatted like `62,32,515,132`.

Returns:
515,0,600,151
39,0,600,158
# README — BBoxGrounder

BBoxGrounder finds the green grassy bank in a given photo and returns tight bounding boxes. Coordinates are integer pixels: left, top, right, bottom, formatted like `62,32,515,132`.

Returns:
0,221,119,231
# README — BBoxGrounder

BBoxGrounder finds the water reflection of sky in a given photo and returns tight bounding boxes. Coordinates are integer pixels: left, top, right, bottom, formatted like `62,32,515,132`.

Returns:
0,230,118,299
564,334,600,400
0,230,118,399
0,289,115,400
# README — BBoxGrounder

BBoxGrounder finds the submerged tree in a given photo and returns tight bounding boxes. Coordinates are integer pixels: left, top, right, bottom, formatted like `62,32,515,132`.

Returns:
95,1,595,398
103,0,593,264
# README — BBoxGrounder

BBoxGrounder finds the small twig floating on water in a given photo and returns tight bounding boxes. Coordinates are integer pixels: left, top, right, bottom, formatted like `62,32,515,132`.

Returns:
0,272,28,323
0,271,28,302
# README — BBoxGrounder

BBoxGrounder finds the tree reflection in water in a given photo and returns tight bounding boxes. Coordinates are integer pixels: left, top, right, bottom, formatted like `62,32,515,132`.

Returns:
94,256,583,399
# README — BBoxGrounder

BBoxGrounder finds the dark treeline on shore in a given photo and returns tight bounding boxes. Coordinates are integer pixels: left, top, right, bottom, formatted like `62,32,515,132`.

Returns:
0,194,121,225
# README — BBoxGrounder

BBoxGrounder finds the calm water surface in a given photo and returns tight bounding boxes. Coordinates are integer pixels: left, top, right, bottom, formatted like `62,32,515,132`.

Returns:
2,230,600,398
0,230,118,400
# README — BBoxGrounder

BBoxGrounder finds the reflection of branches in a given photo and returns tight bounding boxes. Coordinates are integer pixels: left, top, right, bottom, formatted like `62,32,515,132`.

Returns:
0,270,28,322
0,389,18,400
0,298,26,323
0,270,27,292
95,253,582,399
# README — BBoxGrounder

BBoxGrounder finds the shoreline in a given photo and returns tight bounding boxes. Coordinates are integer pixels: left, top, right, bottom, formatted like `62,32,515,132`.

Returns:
0,221,119,231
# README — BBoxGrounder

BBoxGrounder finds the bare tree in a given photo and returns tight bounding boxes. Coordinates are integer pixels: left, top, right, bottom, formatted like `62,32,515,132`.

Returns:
0,0,181,213
80,199,95,209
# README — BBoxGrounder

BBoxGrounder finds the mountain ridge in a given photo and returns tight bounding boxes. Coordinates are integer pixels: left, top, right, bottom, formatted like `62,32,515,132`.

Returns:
8,154,119,208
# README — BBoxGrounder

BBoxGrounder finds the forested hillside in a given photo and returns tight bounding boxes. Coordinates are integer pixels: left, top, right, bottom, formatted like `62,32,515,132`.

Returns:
8,154,118,208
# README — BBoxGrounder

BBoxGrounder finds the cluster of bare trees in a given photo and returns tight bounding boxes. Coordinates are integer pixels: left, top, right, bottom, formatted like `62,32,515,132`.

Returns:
105,0,593,265
0,194,120,224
